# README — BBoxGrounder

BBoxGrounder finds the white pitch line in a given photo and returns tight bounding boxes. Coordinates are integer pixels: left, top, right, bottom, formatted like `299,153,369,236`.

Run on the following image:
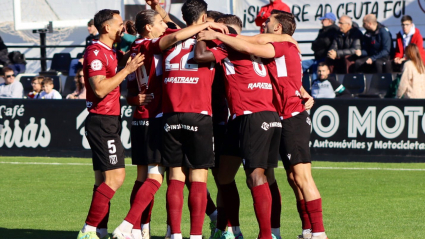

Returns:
1,161,425,171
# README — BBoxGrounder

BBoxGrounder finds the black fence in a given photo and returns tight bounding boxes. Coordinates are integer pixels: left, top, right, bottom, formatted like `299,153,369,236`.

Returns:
1,99,425,162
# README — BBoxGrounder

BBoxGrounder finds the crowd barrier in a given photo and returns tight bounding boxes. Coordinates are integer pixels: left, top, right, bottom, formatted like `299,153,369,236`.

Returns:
1,99,425,162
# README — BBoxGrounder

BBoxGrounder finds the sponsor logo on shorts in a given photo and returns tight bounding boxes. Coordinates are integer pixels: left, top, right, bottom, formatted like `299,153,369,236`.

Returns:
248,82,272,90
261,122,282,131
287,154,291,160
133,120,149,126
90,59,102,71
164,123,198,132
164,77,199,84
109,155,118,165
306,117,311,126
86,101,93,108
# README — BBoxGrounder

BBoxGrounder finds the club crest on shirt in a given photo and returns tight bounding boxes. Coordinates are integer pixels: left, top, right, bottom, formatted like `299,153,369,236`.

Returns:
90,59,102,71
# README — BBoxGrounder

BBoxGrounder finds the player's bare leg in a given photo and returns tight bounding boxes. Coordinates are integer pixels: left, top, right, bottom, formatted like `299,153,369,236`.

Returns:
286,170,312,239
245,168,272,239
292,163,326,239
216,156,242,239
265,169,282,239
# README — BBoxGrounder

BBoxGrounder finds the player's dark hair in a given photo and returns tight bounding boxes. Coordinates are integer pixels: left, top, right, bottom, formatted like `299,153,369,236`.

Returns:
318,62,329,69
207,10,224,21
32,76,44,83
401,15,412,23
125,20,137,35
42,77,54,85
227,26,238,35
94,9,120,33
181,0,208,26
271,9,296,36
216,14,243,31
88,19,94,26
135,9,159,35
167,22,178,29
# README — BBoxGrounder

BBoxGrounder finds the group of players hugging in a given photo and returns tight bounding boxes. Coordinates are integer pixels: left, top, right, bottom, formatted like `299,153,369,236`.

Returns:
76,1,328,239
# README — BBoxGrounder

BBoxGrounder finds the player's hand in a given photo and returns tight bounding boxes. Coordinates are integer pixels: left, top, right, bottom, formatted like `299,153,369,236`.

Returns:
197,29,218,41
207,22,229,34
125,53,145,74
138,93,154,106
304,97,314,110
366,58,373,64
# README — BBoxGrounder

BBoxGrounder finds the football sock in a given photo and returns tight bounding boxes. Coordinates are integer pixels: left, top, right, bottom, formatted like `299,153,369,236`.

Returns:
82,224,96,233
220,180,240,226
206,189,217,217
132,229,142,239
85,182,115,227
269,181,281,229
303,229,312,235
312,232,325,237
171,233,182,239
118,220,133,234
189,235,202,239
189,182,207,236
97,228,108,238
167,180,185,234
93,185,110,230
130,181,143,230
141,199,154,224
125,179,161,227
306,198,325,233
227,226,241,235
271,228,280,238
141,223,149,230
216,206,227,231
297,199,312,230
251,183,272,239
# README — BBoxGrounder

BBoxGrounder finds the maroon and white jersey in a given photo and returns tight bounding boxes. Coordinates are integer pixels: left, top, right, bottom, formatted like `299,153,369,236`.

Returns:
210,39,276,118
266,42,305,119
128,37,163,119
162,32,216,115
83,40,120,116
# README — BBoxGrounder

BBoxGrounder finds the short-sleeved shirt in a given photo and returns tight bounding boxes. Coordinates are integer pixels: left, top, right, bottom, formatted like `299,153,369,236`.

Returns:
311,76,349,98
83,40,120,116
210,39,276,118
162,32,216,115
128,37,163,119
266,42,305,119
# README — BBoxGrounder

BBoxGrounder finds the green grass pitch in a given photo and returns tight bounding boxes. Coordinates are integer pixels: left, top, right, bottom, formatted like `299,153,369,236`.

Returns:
0,157,424,239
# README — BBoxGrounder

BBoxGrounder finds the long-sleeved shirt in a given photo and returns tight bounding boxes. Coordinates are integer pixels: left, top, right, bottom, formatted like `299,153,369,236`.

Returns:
397,60,425,99
0,80,24,98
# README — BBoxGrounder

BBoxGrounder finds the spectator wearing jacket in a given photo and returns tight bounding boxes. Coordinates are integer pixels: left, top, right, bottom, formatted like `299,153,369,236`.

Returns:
327,15,363,73
354,14,392,73
311,62,351,98
394,15,425,68
255,0,290,33
302,12,339,80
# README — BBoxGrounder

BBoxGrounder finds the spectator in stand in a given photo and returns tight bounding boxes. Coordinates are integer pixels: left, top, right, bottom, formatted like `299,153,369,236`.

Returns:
0,35,12,69
116,20,138,63
39,77,62,99
327,15,363,73
28,76,44,99
66,68,86,99
0,66,23,98
311,62,351,98
79,19,99,65
394,15,425,69
255,0,290,33
302,12,339,80
397,44,425,99
354,14,392,73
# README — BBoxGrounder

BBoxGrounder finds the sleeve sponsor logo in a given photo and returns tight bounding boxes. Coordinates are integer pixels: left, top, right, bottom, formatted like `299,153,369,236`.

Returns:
90,59,102,71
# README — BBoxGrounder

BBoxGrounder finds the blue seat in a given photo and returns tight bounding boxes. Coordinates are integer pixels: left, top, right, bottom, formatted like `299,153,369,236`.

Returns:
343,73,365,95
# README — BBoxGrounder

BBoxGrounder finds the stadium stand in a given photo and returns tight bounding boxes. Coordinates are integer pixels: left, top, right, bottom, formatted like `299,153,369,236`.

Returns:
50,53,72,75
120,78,128,98
62,76,77,98
342,73,366,96
17,73,37,96
68,59,80,77
361,73,393,98
302,73,311,92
